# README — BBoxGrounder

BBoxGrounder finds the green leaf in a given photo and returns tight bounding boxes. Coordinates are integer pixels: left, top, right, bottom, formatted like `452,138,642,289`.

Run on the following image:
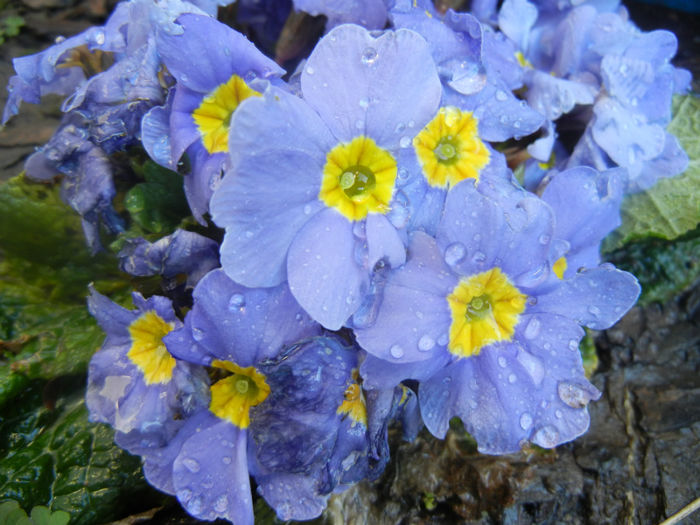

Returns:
29,506,69,525
0,175,123,302
605,226,700,305
604,94,700,250
0,384,162,525
124,162,189,234
0,501,32,525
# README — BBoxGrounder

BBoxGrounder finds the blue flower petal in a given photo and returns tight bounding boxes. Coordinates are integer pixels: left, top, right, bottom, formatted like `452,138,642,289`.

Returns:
212,87,332,288
157,13,283,94
354,232,456,363
532,266,641,330
301,25,441,149
173,417,254,524
287,208,368,330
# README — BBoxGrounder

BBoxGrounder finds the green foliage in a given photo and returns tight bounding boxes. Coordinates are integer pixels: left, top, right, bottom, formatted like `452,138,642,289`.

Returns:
0,386,161,525
0,174,159,523
0,501,69,525
605,94,700,250
124,161,190,235
606,226,700,305
580,330,598,378
0,15,24,45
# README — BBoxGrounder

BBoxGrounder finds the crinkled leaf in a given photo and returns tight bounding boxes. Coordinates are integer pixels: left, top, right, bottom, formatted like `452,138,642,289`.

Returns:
605,94,700,250
124,162,189,235
0,384,162,525
0,175,123,302
606,226,700,305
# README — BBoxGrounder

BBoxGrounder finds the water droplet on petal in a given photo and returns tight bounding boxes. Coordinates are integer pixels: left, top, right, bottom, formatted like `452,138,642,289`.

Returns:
520,412,533,430
359,98,369,109
497,356,507,368
495,89,508,101
444,242,466,266
361,47,378,65
588,305,601,317
222,456,232,464
523,317,541,339
192,327,205,342
182,458,200,473
399,136,411,148
306,66,315,75
568,339,579,351
532,425,560,448
538,234,550,245
390,344,404,359
472,251,486,264
418,335,435,352
214,495,228,513
228,294,246,311
508,373,517,383
557,381,591,408
437,333,449,346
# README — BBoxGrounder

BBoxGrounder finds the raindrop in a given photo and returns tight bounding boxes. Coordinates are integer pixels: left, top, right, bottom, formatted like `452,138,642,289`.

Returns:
214,495,228,513
395,123,406,133
472,251,486,264
444,242,466,266
523,317,541,339
361,47,378,65
495,90,508,101
418,335,435,352
222,456,232,464
399,136,411,148
192,327,205,341
519,412,533,430
303,204,313,215
94,30,105,45
497,356,507,368
508,373,517,383
228,294,246,311
437,333,449,346
182,458,200,473
358,98,369,109
532,425,560,448
588,305,601,317
557,382,590,408
397,167,409,181
189,496,203,515
555,409,563,419
390,344,404,358
306,66,315,75
568,339,579,351
538,234,550,245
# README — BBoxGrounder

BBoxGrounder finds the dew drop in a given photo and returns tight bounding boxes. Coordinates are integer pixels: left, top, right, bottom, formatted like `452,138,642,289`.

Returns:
358,98,369,109
418,335,435,352
222,456,232,464
519,412,533,430
588,305,601,317
397,167,409,181
306,66,315,75
568,339,579,351
508,373,517,383
361,47,378,65
390,344,404,358
182,458,200,473
495,89,508,101
557,381,591,408
395,122,406,133
214,495,228,513
228,294,246,311
192,327,205,342
303,204,313,215
94,30,105,45
444,242,466,266
523,317,541,339
399,136,411,148
472,251,486,264
497,356,507,368
532,425,560,448
555,409,563,419
538,234,550,245
437,333,449,346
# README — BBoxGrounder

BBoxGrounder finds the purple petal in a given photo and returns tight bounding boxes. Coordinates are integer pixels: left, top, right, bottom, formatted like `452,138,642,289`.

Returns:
301,25,441,149
287,209,368,330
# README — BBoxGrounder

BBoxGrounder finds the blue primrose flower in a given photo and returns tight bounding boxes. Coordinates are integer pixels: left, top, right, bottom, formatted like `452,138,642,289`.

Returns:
355,179,641,454
211,24,442,329
86,287,209,442
142,13,285,222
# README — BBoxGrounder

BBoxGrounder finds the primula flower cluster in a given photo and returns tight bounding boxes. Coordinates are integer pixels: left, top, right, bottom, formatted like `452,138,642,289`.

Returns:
4,0,691,522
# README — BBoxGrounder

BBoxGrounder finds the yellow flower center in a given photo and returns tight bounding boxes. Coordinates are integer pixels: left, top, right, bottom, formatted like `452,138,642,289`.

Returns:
127,311,177,385
446,268,527,357
319,136,397,221
413,106,490,188
553,256,568,280
209,360,270,429
337,371,367,426
192,74,260,154
515,51,533,69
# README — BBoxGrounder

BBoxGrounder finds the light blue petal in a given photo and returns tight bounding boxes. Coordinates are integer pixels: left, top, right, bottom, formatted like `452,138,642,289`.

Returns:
301,25,441,149
287,208,368,330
